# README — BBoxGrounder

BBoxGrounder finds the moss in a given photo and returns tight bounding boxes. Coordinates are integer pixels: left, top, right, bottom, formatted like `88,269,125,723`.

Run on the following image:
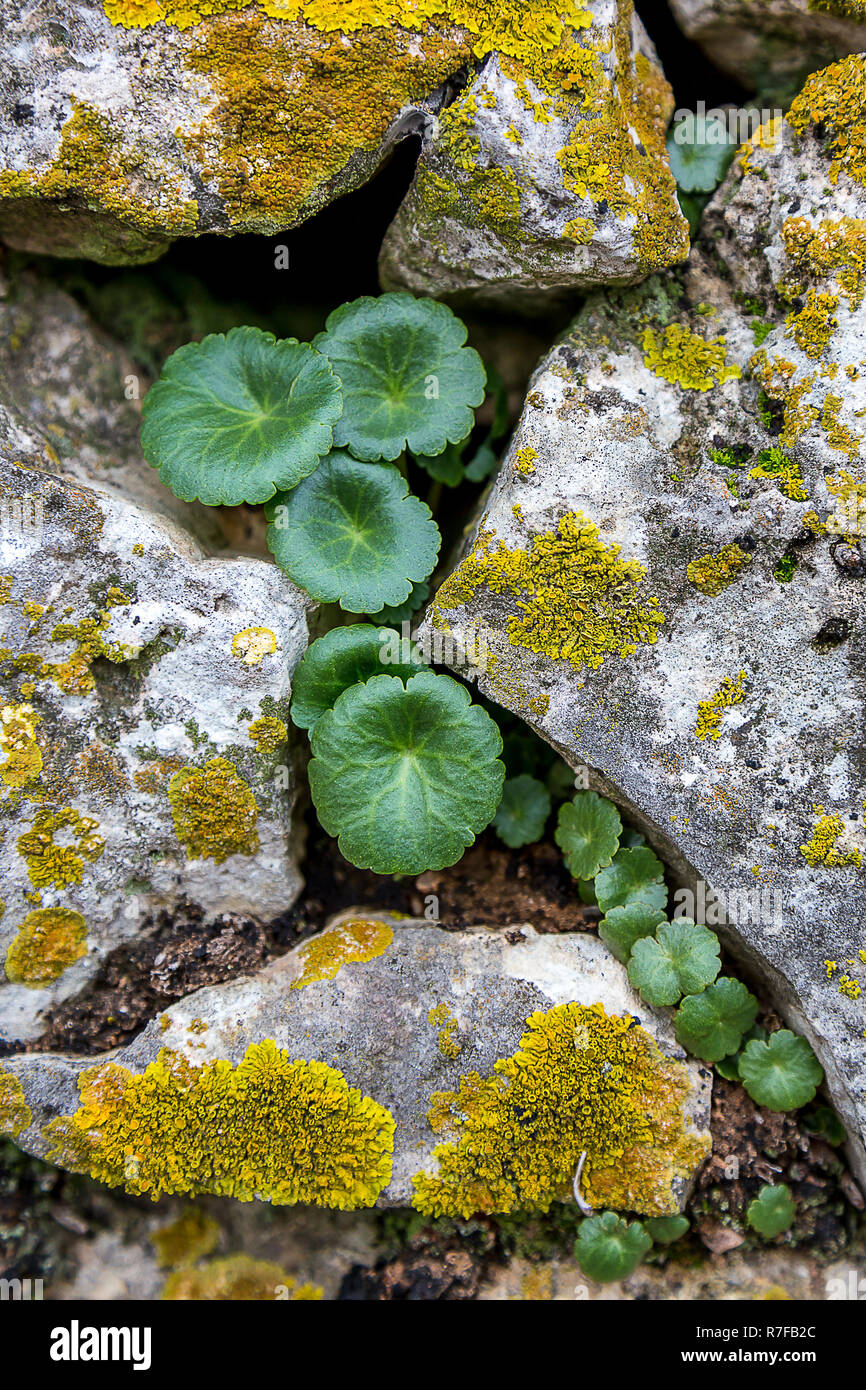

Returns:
44,1039,395,1207
686,543,752,597
0,1070,32,1138
291,918,393,989
432,513,664,673
4,907,87,987
16,807,105,890
800,807,863,869
642,323,741,392
749,447,809,501
774,551,799,582
162,1254,322,1300
247,715,287,753
694,671,747,742
151,1210,220,1268
785,289,839,359
428,1004,461,1059
168,757,260,863
411,1001,708,1219
231,627,277,665
780,216,866,309
0,702,42,788
787,54,866,189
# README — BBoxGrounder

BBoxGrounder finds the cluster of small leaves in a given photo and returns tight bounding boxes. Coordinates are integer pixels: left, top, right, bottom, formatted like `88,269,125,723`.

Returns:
574,1211,691,1284
746,1184,796,1240
141,293,487,616
291,626,504,875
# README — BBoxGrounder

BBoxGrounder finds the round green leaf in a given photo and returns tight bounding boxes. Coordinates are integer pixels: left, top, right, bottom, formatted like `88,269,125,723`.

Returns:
374,580,430,627
627,919,721,1006
595,846,667,915
673,977,759,1062
574,1212,651,1283
308,672,504,874
555,790,622,880
140,326,342,505
493,774,552,848
599,903,667,965
314,293,486,462
802,1105,846,1146
265,451,440,614
747,1184,796,1239
738,1030,823,1112
666,114,737,193
415,441,466,487
290,624,428,733
645,1215,690,1245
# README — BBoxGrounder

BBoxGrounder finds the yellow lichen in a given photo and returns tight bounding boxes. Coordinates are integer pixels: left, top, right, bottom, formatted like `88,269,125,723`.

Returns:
428,1003,461,1059
432,513,664,673
44,1040,395,1208
412,1001,708,1218
694,671,747,742
0,1069,31,1138
748,447,809,501
0,702,42,788
738,115,783,177
514,446,537,476
785,289,839,359
686,543,752,597
162,1255,322,1300
800,806,863,869
168,757,260,863
822,392,861,458
563,216,595,243
826,468,866,536
780,216,866,309
247,716,287,753
4,907,87,987
642,324,741,392
787,53,866,189
231,628,277,666
151,1210,220,1268
291,918,393,989
16,807,104,890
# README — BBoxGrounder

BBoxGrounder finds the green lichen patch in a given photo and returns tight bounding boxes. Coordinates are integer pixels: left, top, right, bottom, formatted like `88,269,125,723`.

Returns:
4,908,88,988
432,513,664,673
642,323,741,392
0,1070,32,1138
412,1001,708,1219
291,918,394,989
162,1254,323,1300
44,1040,395,1208
686,543,752,597
151,1210,220,1268
168,757,260,863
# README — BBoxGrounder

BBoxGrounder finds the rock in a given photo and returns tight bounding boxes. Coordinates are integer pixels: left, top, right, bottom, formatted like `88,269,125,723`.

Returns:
0,268,312,1044
0,915,713,1215
0,1,687,299
422,56,866,1185
669,0,866,98
380,2,689,308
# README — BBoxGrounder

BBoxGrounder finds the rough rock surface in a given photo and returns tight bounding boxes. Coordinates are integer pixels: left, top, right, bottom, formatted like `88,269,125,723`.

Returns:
0,268,312,1044
0,0,687,300
0,915,713,1213
380,1,689,307
669,0,866,96
423,58,866,1184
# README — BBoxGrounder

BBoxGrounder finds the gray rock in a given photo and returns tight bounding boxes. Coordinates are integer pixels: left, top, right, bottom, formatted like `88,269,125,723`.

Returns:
0,270,312,1044
669,0,866,98
422,70,866,1184
0,916,713,1215
380,2,689,308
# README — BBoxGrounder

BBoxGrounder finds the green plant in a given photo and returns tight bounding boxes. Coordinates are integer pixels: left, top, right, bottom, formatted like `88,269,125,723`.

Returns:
645,1215,690,1245
594,846,667,915
666,112,737,194
493,775,552,848
598,902,666,965
738,1030,823,1111
673,977,759,1062
714,1024,767,1081
574,1212,651,1283
747,1183,796,1239
627,919,721,1007
290,626,427,734
308,673,504,875
555,790,622,879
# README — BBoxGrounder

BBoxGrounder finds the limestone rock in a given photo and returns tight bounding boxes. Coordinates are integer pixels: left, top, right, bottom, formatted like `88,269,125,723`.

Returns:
380,1,689,308
422,57,866,1184
669,0,866,97
0,916,713,1215
0,269,312,1045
